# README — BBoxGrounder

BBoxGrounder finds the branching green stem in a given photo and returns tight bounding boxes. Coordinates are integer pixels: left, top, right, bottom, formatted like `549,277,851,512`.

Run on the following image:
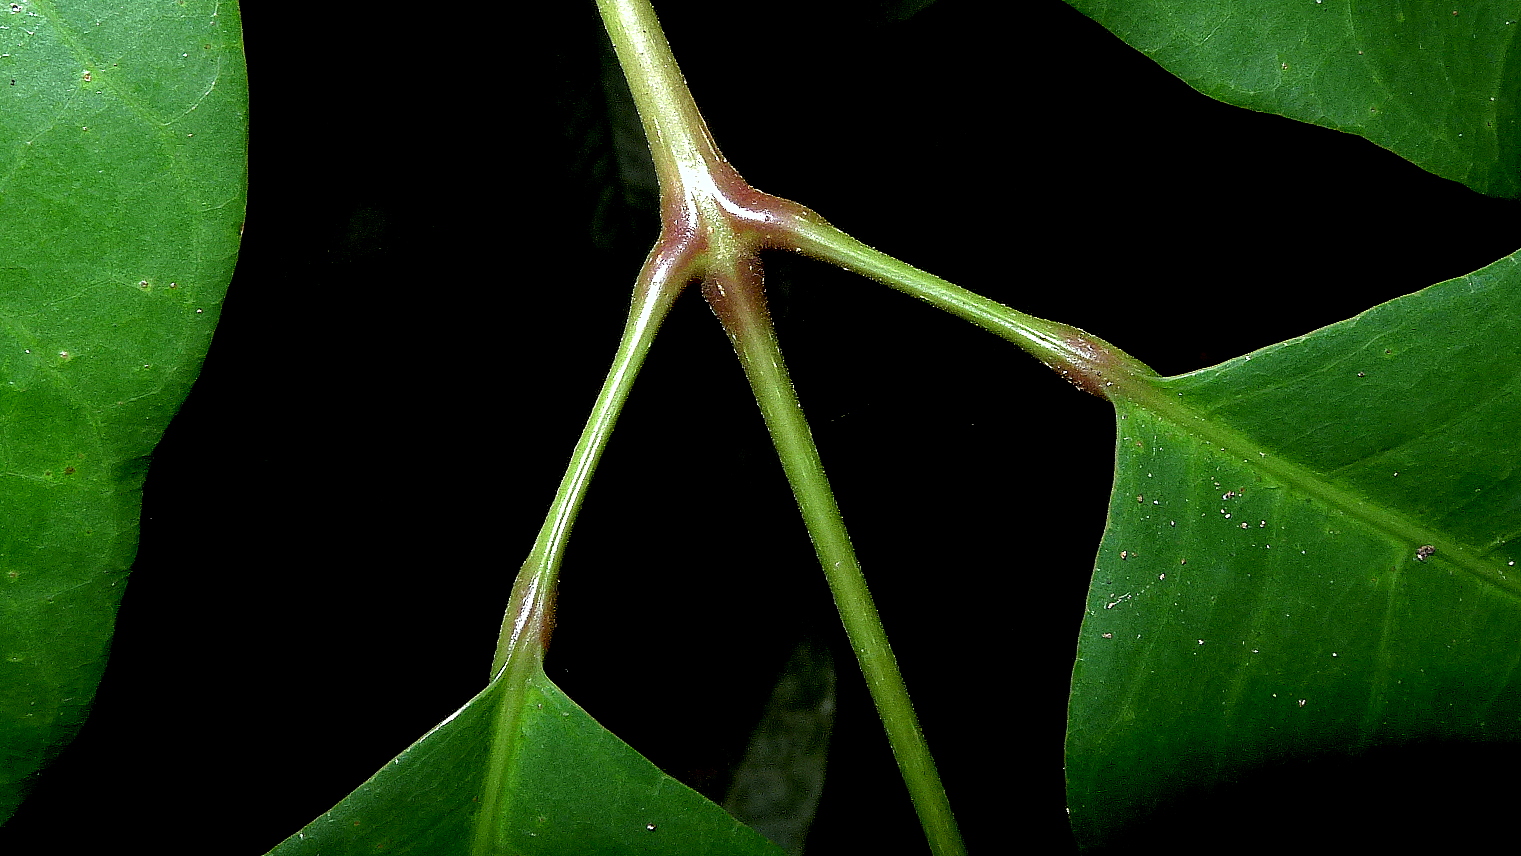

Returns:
596,0,968,851
493,1,1168,852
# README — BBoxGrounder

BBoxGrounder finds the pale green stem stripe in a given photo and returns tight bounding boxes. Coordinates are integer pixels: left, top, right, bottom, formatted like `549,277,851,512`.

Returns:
721,289,967,856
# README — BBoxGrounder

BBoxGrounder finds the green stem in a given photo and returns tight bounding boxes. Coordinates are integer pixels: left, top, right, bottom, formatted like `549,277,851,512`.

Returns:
488,265,685,680
783,214,1160,401
703,260,966,856
597,0,737,244
596,1,968,850
475,261,685,856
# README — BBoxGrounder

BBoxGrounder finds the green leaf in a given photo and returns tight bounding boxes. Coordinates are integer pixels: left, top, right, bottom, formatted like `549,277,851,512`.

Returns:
1066,0,1521,197
0,0,246,821
1066,251,1521,847
265,669,787,856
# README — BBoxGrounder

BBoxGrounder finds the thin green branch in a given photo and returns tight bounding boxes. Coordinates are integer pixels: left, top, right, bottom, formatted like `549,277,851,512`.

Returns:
783,214,1161,402
703,260,966,856
488,264,685,680
476,261,685,855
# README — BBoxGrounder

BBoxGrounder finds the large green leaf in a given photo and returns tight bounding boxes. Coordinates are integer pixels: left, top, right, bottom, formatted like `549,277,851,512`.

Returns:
265,668,787,856
1066,251,1521,847
1066,0,1521,197
0,0,246,822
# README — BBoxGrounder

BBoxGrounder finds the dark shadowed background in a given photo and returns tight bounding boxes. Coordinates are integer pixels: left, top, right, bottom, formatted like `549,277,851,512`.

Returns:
3,2,1519,853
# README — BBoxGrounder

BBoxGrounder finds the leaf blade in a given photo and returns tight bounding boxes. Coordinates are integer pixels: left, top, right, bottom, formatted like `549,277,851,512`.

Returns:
1066,0,1521,196
0,0,247,822
264,672,788,856
1066,250,1521,847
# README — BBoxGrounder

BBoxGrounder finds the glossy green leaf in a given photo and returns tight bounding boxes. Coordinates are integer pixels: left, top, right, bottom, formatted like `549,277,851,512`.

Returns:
1066,0,1521,197
265,669,787,856
1066,251,1521,847
0,0,246,822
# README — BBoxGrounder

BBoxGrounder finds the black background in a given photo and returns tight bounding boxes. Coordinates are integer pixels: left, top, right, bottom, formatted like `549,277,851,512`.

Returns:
4,2,1521,853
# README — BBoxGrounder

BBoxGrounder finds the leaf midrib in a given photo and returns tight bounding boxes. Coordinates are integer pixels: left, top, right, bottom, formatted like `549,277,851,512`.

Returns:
1127,382,1521,603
